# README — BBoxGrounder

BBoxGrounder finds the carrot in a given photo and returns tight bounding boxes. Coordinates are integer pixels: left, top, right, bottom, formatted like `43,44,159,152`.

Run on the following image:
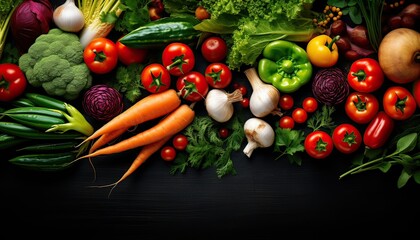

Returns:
79,89,181,146
89,127,128,154
75,104,195,161
90,134,173,197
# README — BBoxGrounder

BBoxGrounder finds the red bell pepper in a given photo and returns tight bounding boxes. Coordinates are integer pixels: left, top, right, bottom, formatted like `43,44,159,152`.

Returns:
0,63,27,102
347,58,384,93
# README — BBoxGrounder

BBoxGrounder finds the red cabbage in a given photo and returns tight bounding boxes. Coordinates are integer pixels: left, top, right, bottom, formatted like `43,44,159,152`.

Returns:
83,84,124,122
312,67,349,106
10,0,53,54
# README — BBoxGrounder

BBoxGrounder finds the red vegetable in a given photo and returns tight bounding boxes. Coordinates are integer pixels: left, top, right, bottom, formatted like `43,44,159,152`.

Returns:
0,63,27,102
10,0,54,54
82,84,124,122
83,38,118,74
383,86,417,121
347,58,384,93
162,42,195,77
363,111,394,149
332,123,362,154
304,130,334,159
345,92,379,125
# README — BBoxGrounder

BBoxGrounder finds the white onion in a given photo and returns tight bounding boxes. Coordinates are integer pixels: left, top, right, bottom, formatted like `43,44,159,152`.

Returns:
53,0,85,33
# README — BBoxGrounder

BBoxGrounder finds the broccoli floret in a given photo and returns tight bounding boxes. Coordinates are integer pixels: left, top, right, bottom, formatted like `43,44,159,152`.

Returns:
18,28,92,101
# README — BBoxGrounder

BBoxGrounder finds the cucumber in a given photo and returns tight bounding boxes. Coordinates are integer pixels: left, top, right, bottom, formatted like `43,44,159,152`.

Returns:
8,152,78,171
119,16,201,48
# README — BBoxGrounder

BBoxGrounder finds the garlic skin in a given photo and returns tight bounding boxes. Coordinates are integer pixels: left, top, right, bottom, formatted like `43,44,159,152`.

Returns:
205,89,243,123
243,118,275,158
53,0,85,33
244,67,282,118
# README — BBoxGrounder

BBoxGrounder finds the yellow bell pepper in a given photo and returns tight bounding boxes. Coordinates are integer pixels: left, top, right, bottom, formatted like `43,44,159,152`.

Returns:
306,35,340,68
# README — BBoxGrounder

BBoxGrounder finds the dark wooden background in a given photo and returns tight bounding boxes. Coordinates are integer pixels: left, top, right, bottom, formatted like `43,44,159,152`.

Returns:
2,0,419,238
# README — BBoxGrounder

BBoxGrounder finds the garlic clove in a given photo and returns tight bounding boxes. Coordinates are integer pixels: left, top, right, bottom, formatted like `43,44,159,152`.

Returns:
243,118,275,158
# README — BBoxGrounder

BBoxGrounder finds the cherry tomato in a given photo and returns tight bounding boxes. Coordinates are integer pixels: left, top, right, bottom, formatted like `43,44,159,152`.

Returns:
363,111,395,149
292,108,308,124
304,130,334,159
345,92,379,124
195,6,210,20
237,85,247,96
279,94,294,111
383,86,417,121
116,38,148,65
162,42,195,76
172,134,189,151
161,146,176,161
176,71,209,102
83,37,118,74
279,116,295,129
201,36,228,63
302,96,318,113
241,97,250,108
140,63,171,93
412,79,420,108
332,123,362,154
204,63,232,89
0,63,27,102
218,127,229,139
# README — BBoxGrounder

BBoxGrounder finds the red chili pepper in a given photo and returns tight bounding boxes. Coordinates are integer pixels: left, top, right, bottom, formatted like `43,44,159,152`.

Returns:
347,58,384,93
363,111,394,149
0,63,27,102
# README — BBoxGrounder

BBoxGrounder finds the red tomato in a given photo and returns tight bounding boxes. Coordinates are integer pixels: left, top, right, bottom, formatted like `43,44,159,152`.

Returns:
383,86,417,121
302,96,318,113
140,63,171,93
204,63,232,89
363,111,395,149
412,79,420,107
176,71,209,102
279,116,295,129
161,146,176,161
347,58,384,93
218,127,229,139
304,130,334,159
201,36,228,63
292,108,308,124
344,92,379,124
116,38,148,65
0,63,27,102
279,94,294,111
162,42,195,76
241,97,250,108
332,123,362,154
83,38,118,74
172,134,189,151
195,6,210,20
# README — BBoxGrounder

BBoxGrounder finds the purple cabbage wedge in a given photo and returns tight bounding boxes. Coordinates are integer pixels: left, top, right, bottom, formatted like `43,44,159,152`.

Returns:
312,68,350,106
83,84,124,122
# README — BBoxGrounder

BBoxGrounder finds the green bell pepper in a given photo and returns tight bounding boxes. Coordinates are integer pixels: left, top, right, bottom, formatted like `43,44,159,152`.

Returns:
257,40,312,93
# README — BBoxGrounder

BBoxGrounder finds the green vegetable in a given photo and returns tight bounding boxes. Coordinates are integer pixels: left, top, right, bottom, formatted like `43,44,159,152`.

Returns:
8,151,78,171
306,105,336,132
257,40,312,93
108,64,144,103
17,141,79,152
327,0,362,25
0,133,29,150
0,121,85,140
354,0,384,52
273,128,305,166
2,106,65,119
1,113,66,131
18,28,92,101
10,97,35,108
170,115,244,178
194,0,318,70
0,0,22,60
119,16,201,48
114,0,151,34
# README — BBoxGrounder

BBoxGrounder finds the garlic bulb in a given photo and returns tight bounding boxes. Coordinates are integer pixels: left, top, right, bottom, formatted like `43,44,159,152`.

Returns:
243,118,275,158
53,0,85,32
244,67,282,118
205,88,243,123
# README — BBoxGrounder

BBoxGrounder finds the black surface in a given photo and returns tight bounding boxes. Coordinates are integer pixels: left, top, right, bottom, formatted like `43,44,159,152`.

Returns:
2,0,420,239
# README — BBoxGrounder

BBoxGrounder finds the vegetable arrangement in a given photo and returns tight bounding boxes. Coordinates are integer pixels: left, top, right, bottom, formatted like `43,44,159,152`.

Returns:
1,0,420,194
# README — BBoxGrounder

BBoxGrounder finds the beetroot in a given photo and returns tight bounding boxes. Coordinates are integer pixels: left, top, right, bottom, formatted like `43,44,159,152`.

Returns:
83,84,124,122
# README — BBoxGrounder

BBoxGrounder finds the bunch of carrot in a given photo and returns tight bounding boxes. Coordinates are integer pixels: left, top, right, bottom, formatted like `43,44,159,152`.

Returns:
73,89,195,195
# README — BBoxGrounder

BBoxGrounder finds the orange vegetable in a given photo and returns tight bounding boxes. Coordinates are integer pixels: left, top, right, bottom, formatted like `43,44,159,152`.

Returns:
91,135,173,197
76,104,195,160
79,89,181,146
